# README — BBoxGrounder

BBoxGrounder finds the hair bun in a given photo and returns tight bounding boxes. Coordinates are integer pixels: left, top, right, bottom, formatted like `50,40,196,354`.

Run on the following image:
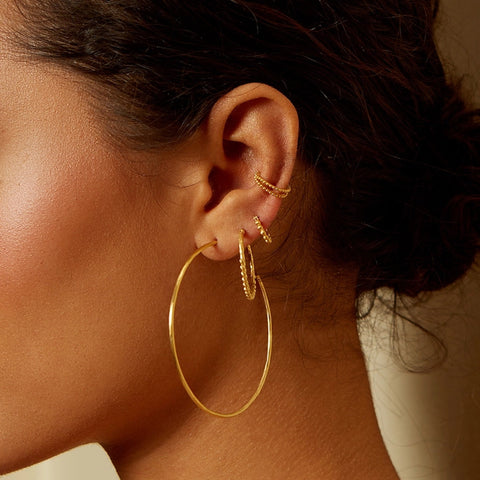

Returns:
365,87,480,296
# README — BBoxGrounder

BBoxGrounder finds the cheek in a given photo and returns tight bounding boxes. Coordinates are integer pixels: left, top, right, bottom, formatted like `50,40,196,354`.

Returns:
0,63,182,473
0,139,177,418
0,138,133,380
0,148,122,466
0,148,115,307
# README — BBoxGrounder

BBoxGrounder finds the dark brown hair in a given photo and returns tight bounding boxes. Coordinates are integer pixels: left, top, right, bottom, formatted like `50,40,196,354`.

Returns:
8,0,480,299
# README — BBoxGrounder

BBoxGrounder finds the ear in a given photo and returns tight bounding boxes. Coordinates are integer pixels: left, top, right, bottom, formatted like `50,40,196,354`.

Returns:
194,83,299,260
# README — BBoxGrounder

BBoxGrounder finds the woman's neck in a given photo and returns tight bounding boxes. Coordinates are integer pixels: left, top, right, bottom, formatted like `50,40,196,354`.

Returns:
105,286,399,480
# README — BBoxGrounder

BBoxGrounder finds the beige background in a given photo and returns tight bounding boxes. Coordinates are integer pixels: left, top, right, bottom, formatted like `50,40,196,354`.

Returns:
1,1,479,479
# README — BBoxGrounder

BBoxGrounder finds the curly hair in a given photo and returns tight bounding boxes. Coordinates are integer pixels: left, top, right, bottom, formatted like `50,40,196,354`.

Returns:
8,0,480,299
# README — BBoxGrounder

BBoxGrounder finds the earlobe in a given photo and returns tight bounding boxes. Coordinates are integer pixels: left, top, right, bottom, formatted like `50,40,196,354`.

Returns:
194,83,299,261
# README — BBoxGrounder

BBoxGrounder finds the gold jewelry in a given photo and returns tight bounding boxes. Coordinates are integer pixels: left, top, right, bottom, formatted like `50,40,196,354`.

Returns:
254,172,291,199
168,239,273,418
253,216,272,244
239,229,256,300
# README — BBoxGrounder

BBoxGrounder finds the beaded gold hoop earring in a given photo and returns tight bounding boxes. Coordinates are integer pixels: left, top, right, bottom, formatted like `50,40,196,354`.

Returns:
254,172,291,199
239,229,257,300
168,238,273,418
253,216,273,244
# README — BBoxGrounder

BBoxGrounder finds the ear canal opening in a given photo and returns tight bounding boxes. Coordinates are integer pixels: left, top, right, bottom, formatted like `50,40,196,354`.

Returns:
224,138,247,160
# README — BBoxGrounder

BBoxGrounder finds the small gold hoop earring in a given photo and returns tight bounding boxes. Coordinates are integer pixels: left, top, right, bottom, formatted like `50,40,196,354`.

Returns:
253,216,273,244
239,229,257,300
254,172,291,199
168,240,273,418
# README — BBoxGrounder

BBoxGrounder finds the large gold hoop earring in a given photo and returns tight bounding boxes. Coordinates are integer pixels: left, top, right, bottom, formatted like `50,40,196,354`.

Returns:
168,240,273,418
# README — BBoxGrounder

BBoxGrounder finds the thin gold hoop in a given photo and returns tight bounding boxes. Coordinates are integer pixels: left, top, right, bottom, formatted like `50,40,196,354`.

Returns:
254,172,291,199
168,240,273,418
253,216,273,244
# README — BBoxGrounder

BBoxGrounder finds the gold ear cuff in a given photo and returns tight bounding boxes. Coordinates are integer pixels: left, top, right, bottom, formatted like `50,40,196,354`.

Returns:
254,172,291,199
